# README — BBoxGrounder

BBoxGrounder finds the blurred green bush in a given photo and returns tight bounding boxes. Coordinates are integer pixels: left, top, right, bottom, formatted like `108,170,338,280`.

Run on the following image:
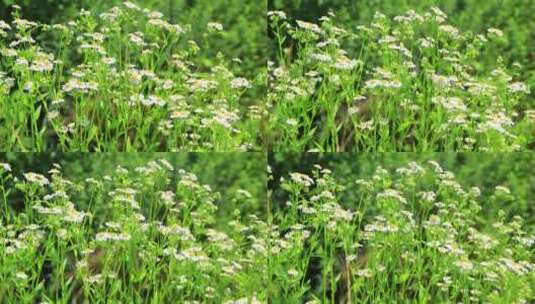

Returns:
1,152,267,224
0,0,266,77
270,152,535,229
269,0,535,99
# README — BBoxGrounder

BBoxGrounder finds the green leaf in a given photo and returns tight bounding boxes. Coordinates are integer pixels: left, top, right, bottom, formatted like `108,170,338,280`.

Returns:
398,273,410,283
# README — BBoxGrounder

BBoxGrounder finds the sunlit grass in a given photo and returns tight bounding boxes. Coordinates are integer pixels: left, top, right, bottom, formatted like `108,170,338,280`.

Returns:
0,2,266,151
269,161,534,303
0,159,267,303
268,8,534,151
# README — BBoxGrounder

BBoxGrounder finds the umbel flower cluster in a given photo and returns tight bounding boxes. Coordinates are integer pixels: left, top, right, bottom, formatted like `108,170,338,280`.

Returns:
0,2,264,151
0,160,267,303
268,8,534,151
270,161,534,303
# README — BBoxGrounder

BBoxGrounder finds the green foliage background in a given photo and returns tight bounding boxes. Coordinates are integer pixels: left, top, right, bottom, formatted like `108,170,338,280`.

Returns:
1,152,267,224
270,153,535,229
269,0,535,100
0,0,267,78
1,1,533,224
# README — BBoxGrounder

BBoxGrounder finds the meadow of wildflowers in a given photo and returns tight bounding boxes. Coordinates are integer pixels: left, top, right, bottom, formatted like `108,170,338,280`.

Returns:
1,0,534,303
269,156,534,303
2,153,533,303
0,155,268,303
268,7,534,151
270,0,535,82
0,1,266,151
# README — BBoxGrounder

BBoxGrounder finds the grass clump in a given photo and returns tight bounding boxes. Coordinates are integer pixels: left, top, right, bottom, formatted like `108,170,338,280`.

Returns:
0,159,267,303
268,8,534,151
0,2,265,151
268,160,534,303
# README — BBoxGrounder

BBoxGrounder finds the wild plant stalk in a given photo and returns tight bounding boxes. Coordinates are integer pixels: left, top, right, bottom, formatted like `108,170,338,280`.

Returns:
269,162,534,303
0,159,267,303
0,2,264,152
268,9,534,152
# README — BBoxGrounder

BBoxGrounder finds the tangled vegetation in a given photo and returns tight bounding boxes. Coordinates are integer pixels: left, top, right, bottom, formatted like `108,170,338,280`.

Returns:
268,8,534,151
269,0,535,82
1,1,534,302
1,154,533,303
0,2,266,151
269,160,534,303
0,158,268,303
